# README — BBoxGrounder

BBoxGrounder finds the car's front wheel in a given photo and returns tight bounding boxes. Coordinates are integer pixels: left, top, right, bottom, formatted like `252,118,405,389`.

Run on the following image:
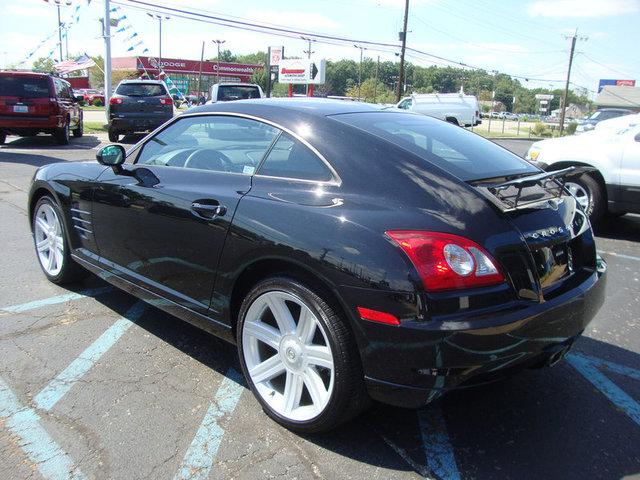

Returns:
237,276,367,433
108,129,119,143
72,120,83,138
0,131,6,145
32,196,87,284
565,174,604,224
54,122,70,145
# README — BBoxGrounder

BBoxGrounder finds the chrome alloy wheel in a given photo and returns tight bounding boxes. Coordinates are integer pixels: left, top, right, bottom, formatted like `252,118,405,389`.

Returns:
242,290,335,421
34,203,65,276
565,181,590,211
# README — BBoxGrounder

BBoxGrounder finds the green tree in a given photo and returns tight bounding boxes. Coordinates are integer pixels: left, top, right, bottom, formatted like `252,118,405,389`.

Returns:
209,49,236,62
32,57,55,73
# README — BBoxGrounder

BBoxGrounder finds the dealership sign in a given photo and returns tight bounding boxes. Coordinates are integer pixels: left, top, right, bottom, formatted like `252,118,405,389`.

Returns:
136,56,262,79
279,59,326,84
269,46,284,66
598,79,636,92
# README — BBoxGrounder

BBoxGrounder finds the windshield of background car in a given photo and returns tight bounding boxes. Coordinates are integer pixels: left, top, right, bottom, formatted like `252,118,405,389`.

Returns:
0,75,50,98
332,112,538,181
217,86,261,100
115,83,166,97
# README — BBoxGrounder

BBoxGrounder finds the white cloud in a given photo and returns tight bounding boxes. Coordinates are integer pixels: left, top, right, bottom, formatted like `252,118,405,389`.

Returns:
245,10,341,31
528,0,639,18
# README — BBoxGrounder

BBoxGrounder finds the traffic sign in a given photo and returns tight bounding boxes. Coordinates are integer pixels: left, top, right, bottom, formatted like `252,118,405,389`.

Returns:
279,58,326,84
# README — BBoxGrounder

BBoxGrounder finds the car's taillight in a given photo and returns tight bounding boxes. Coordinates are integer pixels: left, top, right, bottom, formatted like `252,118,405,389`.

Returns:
159,96,173,105
109,97,123,105
386,231,504,291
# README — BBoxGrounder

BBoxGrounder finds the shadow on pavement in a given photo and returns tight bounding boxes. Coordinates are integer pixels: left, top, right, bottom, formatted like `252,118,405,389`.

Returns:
0,150,96,168
0,134,102,150
81,281,640,480
595,214,640,242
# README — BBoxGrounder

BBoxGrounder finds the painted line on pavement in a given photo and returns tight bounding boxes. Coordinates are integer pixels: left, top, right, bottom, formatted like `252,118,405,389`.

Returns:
418,407,461,480
34,301,146,411
1,286,114,314
0,376,85,480
567,352,640,427
597,250,640,262
174,368,244,480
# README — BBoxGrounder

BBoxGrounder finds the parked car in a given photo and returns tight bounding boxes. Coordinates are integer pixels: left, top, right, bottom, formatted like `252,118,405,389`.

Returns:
82,89,105,106
490,111,501,118
208,83,264,103
29,98,606,432
526,116,640,223
576,108,634,133
0,71,83,145
107,79,174,142
396,93,481,127
503,112,519,121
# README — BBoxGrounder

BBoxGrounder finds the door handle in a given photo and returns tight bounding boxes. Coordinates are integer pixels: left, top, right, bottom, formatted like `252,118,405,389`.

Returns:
191,201,227,219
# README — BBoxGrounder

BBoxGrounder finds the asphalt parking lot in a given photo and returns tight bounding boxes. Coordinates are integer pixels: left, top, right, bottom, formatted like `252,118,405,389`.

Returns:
1,133,639,480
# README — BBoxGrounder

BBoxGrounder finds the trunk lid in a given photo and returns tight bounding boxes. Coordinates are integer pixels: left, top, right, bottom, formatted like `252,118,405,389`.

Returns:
0,74,53,118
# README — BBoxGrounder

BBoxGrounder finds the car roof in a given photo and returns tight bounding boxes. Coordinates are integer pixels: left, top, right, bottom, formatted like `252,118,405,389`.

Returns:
0,70,50,77
189,97,385,117
119,79,165,84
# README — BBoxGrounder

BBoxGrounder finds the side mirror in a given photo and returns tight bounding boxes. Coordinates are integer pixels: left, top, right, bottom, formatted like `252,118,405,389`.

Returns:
96,144,126,173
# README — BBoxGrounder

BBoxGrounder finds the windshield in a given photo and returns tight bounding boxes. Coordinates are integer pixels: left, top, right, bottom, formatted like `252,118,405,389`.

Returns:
0,75,50,98
217,85,261,101
332,111,539,181
116,83,166,97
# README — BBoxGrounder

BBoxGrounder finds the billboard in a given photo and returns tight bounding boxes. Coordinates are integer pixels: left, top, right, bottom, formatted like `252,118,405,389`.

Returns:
279,59,326,84
598,79,636,92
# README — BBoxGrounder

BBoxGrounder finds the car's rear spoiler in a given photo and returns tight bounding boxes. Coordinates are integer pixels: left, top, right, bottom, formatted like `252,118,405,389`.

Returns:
472,166,596,210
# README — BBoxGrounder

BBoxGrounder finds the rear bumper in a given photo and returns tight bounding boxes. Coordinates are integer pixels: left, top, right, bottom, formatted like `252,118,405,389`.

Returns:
356,267,606,408
108,114,172,133
0,115,61,131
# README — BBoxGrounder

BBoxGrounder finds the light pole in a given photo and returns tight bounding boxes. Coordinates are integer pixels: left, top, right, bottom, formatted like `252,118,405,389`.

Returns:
212,39,226,83
51,0,72,63
147,13,170,77
354,45,367,100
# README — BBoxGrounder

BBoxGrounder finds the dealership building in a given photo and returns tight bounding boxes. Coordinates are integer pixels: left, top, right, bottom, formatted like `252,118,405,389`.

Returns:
111,56,263,95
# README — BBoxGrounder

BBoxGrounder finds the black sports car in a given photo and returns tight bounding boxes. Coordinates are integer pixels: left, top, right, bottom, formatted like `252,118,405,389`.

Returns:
29,98,606,433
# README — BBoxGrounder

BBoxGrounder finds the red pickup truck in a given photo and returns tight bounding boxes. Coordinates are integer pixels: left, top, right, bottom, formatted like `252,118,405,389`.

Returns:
0,71,83,145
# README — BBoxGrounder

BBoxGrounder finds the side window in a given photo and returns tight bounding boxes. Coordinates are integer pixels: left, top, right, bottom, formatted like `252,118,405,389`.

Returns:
61,83,72,99
136,115,279,175
53,79,63,98
398,99,412,110
257,133,333,182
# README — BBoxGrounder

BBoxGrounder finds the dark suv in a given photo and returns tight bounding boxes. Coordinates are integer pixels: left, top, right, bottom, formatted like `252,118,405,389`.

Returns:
107,80,174,142
0,71,83,145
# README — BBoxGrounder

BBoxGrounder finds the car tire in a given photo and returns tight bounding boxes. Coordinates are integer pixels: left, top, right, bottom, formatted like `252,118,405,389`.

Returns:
54,122,70,145
32,195,88,284
0,131,6,145
237,276,368,433
108,129,119,143
72,120,83,138
445,117,460,126
566,174,605,224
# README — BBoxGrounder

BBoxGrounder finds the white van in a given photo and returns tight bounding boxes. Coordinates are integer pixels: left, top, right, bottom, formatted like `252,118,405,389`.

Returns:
396,93,481,127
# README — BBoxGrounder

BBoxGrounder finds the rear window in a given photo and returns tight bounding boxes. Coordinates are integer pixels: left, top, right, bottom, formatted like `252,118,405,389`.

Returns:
332,112,538,181
217,85,261,101
116,83,166,97
0,75,50,98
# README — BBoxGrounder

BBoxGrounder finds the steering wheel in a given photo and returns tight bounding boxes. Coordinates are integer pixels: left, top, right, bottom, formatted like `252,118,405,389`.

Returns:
183,148,232,171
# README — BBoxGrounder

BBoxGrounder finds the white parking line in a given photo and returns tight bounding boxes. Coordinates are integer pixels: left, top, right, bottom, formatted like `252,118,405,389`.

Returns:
597,250,640,262
1,286,114,314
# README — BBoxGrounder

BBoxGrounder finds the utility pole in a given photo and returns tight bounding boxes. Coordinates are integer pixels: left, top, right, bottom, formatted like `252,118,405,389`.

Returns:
301,36,315,95
396,0,409,102
354,45,366,100
197,41,205,99
559,29,587,135
103,0,112,102
212,39,226,83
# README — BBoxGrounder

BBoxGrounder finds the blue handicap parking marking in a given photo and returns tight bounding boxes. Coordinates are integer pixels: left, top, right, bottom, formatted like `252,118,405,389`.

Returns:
418,407,461,480
0,376,86,480
174,368,245,480
567,352,640,427
34,301,147,411
1,286,114,314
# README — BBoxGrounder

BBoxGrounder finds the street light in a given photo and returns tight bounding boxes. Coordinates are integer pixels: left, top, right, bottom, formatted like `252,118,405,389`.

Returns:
212,39,226,83
147,13,170,77
50,0,72,62
354,45,367,100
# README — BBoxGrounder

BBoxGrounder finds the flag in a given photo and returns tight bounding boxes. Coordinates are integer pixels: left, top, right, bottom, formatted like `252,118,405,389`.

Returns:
54,55,96,74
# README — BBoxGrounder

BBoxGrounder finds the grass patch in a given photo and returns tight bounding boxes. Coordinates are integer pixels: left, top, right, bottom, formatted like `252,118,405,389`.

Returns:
84,121,108,133
81,105,105,111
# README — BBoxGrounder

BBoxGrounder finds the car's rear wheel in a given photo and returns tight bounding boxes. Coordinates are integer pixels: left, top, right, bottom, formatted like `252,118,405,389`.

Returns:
54,122,70,145
565,174,604,224
237,276,367,433
108,129,119,143
72,120,83,138
32,196,87,284
0,131,6,144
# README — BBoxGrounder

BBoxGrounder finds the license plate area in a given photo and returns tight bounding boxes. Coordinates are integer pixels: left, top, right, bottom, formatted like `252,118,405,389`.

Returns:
531,243,572,289
13,105,29,113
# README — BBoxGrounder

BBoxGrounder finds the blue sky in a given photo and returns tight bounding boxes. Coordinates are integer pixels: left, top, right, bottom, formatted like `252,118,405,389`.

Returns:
1,0,639,96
